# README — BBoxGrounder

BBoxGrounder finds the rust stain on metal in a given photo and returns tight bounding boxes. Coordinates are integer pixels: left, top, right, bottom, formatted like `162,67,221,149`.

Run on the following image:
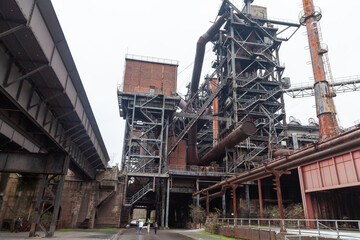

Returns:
302,0,339,139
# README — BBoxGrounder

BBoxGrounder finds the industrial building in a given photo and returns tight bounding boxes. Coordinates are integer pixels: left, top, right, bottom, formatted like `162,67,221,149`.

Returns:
1,0,360,238
118,0,360,232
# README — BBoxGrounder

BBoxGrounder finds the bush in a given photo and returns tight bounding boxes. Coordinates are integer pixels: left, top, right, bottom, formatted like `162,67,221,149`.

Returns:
205,208,222,234
189,205,206,225
263,203,304,219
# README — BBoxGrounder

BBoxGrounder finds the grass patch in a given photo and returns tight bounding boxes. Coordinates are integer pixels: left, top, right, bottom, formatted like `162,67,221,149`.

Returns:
200,230,237,240
57,228,117,232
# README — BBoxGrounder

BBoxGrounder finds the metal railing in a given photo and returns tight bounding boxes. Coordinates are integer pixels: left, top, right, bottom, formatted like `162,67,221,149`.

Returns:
165,165,237,174
125,182,153,206
208,217,360,239
125,54,179,66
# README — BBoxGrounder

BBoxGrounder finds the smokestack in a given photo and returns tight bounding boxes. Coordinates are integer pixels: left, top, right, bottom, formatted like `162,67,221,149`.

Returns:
301,0,339,139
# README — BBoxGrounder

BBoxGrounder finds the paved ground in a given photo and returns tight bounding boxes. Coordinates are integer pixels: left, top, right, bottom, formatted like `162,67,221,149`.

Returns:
119,228,196,240
0,228,223,240
0,229,121,240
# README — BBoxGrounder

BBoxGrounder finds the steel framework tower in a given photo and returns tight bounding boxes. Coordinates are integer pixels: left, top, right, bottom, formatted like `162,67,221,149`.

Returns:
212,1,300,171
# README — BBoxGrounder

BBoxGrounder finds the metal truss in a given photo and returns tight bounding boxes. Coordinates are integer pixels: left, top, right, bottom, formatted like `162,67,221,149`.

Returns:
284,75,360,98
119,93,178,175
29,156,69,237
0,0,109,178
212,1,300,172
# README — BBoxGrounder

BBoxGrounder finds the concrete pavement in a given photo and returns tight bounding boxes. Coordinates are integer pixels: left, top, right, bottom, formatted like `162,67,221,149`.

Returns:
0,228,228,240
0,229,121,240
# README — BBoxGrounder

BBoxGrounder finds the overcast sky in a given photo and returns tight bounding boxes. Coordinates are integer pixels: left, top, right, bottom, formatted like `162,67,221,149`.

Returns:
51,0,360,166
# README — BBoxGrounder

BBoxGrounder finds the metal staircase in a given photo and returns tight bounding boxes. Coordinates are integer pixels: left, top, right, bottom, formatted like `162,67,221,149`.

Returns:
238,87,282,111
229,142,267,172
125,182,153,206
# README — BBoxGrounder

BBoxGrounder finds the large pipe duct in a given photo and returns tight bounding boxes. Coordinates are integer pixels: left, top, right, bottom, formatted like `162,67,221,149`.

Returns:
187,13,229,165
189,13,229,95
193,127,360,196
199,121,257,165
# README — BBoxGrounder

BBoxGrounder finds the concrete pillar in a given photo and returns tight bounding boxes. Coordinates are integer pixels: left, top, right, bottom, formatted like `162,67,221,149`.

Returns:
245,184,250,217
165,178,170,228
222,193,226,216
161,180,165,227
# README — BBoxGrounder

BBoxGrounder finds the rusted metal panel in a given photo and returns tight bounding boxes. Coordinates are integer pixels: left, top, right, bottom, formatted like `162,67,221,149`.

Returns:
301,148,360,192
167,140,186,167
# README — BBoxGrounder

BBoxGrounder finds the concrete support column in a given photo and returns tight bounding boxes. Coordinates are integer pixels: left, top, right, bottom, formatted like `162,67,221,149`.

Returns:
222,193,226,216
196,179,199,207
161,180,166,227
165,178,170,228
245,184,250,217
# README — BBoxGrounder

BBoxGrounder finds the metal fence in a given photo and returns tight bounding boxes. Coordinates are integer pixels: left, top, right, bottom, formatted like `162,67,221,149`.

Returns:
165,165,236,175
208,218,360,239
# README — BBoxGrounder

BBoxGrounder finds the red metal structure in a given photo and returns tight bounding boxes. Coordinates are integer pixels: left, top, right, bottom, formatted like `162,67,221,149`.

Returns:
300,0,339,139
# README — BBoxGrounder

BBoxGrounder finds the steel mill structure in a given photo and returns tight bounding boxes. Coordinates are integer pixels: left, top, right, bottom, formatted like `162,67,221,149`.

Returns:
118,0,360,231
1,0,360,237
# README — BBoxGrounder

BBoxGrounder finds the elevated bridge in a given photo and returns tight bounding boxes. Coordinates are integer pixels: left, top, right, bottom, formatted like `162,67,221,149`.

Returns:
0,0,109,236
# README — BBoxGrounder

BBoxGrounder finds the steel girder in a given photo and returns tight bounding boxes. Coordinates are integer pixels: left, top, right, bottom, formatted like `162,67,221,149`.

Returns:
0,152,67,175
0,0,109,178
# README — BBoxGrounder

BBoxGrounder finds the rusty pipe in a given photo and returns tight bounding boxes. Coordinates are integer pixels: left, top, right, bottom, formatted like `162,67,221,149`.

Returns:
190,13,229,95
199,120,257,165
273,149,294,158
199,184,228,202
193,127,360,196
187,13,229,165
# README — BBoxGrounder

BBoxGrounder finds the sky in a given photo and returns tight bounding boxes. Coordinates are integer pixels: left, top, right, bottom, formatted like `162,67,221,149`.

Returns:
51,0,360,166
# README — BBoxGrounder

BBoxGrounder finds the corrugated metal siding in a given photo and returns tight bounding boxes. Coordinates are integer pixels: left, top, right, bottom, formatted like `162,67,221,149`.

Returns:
301,149,360,192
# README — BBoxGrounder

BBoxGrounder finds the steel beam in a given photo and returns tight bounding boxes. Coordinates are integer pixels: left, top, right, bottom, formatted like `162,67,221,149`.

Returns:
0,153,67,174
0,0,109,176
0,116,41,153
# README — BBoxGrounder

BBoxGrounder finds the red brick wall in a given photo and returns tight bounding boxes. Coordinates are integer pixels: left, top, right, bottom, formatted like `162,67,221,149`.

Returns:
122,59,177,96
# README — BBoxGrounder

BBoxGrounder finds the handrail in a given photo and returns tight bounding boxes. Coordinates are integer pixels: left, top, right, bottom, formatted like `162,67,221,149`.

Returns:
208,217,360,239
125,182,152,206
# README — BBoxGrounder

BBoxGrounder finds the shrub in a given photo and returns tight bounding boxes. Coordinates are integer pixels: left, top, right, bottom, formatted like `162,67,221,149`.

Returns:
189,205,206,224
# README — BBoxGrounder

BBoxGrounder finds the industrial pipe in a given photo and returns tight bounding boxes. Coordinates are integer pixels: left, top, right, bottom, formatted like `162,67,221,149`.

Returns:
199,184,228,202
190,13,229,95
193,127,360,196
199,120,257,165
187,12,229,165
302,0,339,139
